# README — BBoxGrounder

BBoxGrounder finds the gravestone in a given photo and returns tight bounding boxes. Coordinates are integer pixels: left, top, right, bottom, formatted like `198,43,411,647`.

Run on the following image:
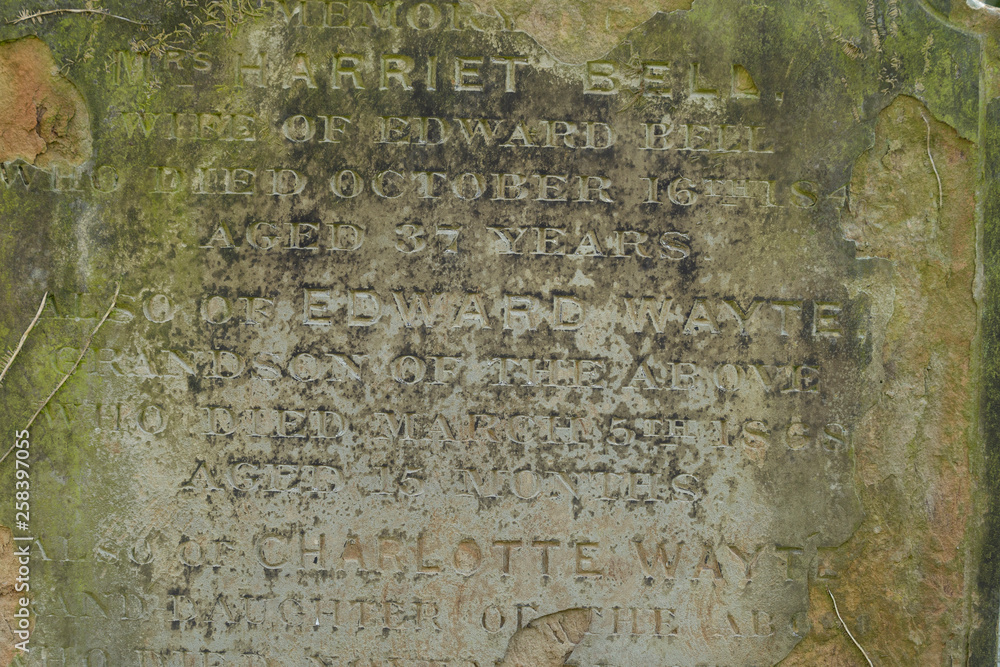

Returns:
0,0,998,665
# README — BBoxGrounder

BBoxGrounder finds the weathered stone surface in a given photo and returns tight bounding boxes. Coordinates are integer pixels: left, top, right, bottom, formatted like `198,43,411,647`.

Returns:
0,0,997,665
0,37,91,168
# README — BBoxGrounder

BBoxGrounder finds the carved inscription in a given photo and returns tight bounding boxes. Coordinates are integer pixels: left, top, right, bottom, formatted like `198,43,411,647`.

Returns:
11,2,879,666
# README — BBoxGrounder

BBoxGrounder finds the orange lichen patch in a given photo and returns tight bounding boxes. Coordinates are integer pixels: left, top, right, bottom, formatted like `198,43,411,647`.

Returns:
781,95,977,664
0,36,91,168
0,526,27,666
471,0,692,63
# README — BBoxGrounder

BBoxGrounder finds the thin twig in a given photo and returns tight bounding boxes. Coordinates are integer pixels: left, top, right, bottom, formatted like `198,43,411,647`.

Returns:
0,292,47,386
0,284,121,468
922,113,943,211
7,8,152,26
828,589,874,667
0,442,16,467
0,284,119,465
